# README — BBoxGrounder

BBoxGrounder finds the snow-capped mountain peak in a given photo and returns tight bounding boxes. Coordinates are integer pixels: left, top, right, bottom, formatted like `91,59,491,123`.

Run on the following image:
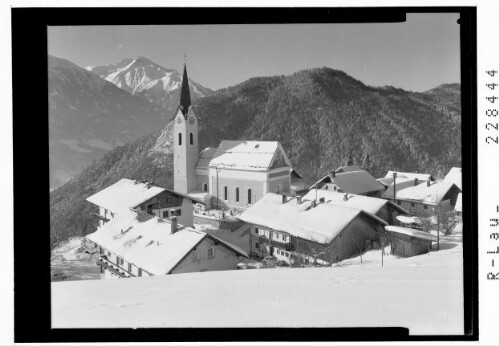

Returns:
85,56,212,110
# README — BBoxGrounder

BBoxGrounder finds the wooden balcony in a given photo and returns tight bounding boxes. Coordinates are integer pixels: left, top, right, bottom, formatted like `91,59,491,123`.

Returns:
257,236,294,251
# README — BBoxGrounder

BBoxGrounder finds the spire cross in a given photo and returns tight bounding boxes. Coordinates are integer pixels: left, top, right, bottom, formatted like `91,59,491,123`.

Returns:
183,53,187,64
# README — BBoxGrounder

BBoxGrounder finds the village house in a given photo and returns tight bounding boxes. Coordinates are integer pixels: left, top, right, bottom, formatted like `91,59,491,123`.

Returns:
385,225,437,257
238,193,388,265
173,62,302,212
309,167,385,197
455,192,462,222
444,167,462,190
86,209,248,278
303,189,409,225
86,178,203,228
382,179,461,215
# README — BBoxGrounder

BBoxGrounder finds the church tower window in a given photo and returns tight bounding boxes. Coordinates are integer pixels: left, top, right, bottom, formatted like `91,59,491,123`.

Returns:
247,189,252,204
190,133,193,145
178,133,182,146
224,186,228,201
235,188,239,202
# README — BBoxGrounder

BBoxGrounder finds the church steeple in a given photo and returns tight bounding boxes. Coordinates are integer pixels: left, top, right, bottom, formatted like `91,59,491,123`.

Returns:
179,58,191,117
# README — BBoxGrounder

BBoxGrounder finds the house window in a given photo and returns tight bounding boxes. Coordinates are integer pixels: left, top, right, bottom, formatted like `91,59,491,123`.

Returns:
190,133,193,145
255,243,259,249
128,263,132,272
203,183,208,192
192,249,200,262
285,252,289,258
107,251,111,257
163,210,169,218
138,268,142,277
224,186,228,201
99,247,104,254
334,186,337,191
255,227,259,235
236,187,239,202
411,202,415,207
277,249,281,255
178,133,182,145
208,247,215,258
283,235,287,242
248,189,252,204
397,201,401,205
424,205,428,210
117,257,124,266
177,209,182,216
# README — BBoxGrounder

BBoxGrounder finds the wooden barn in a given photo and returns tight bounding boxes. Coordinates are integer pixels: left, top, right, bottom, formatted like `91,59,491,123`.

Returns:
385,225,437,257
238,193,388,265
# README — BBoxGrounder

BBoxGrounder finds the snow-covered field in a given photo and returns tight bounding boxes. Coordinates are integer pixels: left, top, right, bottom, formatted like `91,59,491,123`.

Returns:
52,233,463,334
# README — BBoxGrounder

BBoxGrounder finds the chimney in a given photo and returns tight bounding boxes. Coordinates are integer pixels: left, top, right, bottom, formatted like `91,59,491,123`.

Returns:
414,178,419,186
133,180,139,184
146,181,152,189
343,193,349,201
332,171,336,178
319,197,325,203
297,196,302,204
282,194,288,204
170,216,178,234
311,200,317,208
427,180,431,187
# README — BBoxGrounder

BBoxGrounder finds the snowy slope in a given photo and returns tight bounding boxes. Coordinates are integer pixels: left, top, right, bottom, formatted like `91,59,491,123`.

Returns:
52,235,463,334
86,56,212,112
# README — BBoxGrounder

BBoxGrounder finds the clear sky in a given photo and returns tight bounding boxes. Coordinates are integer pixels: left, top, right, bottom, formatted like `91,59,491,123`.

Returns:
48,13,460,92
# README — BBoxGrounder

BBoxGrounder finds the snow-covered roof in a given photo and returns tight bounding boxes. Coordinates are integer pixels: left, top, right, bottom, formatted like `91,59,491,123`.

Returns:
188,190,212,200
238,193,387,244
303,189,407,216
444,167,462,190
195,147,216,170
310,170,385,195
385,171,434,181
396,215,421,224
86,178,204,213
386,181,458,206
209,140,289,171
382,178,426,200
454,193,462,212
86,210,247,275
385,225,437,242
87,179,165,214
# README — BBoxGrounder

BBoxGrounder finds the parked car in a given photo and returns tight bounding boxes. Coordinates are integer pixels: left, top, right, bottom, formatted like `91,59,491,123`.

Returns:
261,256,278,267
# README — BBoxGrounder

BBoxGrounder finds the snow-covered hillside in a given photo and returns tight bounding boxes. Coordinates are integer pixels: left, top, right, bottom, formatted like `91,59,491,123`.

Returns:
52,234,463,334
86,56,212,112
51,237,100,281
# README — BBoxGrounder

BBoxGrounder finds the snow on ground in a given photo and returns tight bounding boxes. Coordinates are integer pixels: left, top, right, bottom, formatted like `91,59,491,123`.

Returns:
52,235,463,334
51,237,101,281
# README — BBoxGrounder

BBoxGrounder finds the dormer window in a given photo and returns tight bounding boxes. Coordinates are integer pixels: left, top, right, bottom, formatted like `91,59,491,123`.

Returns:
255,144,259,148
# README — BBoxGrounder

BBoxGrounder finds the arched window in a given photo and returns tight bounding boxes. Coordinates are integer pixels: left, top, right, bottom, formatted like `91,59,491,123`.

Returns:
247,189,252,204
224,186,228,201
190,133,193,145
235,188,239,202
178,133,182,145
203,183,208,192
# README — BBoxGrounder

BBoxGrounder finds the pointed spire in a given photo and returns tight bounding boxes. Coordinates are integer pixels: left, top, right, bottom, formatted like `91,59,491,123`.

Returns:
179,56,191,116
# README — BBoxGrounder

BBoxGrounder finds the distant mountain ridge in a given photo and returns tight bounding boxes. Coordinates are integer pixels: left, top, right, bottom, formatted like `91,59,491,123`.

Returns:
86,56,213,112
49,55,169,189
50,66,461,248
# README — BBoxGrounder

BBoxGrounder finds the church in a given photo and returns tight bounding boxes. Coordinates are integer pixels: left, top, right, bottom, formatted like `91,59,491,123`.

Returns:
173,62,297,211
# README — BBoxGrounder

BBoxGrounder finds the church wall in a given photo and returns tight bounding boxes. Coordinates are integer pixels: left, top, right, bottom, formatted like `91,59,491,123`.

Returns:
210,176,266,210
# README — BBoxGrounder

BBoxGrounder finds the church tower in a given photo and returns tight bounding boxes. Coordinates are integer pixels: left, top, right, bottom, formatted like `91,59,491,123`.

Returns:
173,60,199,194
